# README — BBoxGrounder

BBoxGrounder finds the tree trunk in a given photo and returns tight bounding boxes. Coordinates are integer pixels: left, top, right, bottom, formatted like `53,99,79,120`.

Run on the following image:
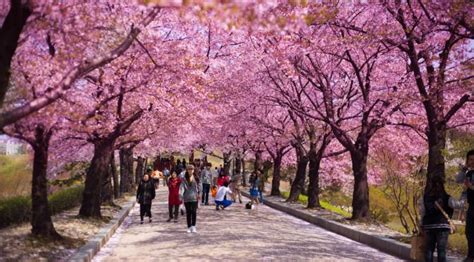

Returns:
287,148,308,202
254,150,263,173
79,140,114,218
111,151,120,199
0,0,31,108
223,151,232,176
241,158,247,187
426,123,447,184
30,125,60,239
119,147,134,192
307,147,322,209
101,152,114,205
351,149,370,220
262,160,272,193
235,155,242,174
136,156,145,182
271,154,283,196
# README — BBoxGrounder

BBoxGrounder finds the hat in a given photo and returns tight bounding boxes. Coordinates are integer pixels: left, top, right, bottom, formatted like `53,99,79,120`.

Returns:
146,167,153,173
186,164,195,170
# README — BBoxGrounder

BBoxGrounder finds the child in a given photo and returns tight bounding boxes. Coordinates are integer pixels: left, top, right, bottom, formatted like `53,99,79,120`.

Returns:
215,181,233,210
136,173,156,224
211,185,218,199
167,171,181,222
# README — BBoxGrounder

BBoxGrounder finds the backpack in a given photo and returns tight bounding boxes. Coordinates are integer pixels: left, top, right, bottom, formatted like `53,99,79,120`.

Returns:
245,201,253,209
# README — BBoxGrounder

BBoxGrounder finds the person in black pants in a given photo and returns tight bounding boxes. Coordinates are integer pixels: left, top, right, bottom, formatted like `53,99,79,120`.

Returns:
422,176,463,262
180,165,200,233
201,164,212,205
456,150,474,261
136,173,156,224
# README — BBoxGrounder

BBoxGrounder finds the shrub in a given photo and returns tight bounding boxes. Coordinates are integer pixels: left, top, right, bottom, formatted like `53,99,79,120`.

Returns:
0,195,31,228
48,185,84,214
370,206,390,224
0,185,84,229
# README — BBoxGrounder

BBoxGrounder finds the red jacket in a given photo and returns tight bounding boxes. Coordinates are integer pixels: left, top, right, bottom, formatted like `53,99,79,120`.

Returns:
168,177,182,205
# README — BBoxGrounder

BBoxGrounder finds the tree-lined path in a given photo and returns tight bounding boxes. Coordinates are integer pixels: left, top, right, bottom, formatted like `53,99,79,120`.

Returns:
93,187,402,261
0,1,472,260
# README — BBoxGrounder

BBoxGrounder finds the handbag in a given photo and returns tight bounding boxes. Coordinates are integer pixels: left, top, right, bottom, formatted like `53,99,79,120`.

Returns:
435,201,456,234
410,232,427,261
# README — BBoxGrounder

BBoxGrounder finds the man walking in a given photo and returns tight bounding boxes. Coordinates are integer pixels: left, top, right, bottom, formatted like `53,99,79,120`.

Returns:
201,164,212,205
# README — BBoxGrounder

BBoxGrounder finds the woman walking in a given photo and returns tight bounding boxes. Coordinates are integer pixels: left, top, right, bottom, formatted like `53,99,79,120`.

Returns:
167,171,181,222
136,173,156,224
180,165,200,233
230,172,242,204
249,172,260,206
422,176,463,262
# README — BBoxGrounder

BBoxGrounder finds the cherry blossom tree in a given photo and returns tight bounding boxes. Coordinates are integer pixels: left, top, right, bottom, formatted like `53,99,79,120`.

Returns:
378,1,473,184
0,1,161,128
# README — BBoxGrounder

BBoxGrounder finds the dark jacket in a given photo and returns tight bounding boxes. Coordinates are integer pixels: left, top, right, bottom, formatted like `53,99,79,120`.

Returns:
466,170,474,205
422,192,453,231
137,179,156,205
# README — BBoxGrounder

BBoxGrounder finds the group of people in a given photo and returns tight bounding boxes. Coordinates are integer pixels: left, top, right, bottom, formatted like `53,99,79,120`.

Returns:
136,160,260,234
422,150,474,262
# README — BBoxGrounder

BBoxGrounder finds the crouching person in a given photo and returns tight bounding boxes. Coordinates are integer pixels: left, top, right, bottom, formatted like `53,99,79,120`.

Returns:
215,181,233,210
137,173,156,224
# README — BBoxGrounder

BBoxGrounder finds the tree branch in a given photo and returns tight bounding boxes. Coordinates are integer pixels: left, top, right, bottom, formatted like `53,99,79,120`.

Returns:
0,7,161,129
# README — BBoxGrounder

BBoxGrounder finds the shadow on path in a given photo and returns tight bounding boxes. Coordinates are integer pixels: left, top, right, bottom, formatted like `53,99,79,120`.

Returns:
93,187,404,262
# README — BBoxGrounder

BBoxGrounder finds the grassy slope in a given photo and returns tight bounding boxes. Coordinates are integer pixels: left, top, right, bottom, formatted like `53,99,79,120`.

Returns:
0,154,32,198
280,191,352,218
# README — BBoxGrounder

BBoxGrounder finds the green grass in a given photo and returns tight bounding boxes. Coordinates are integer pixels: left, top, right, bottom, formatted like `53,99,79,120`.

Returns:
0,185,84,228
48,185,84,214
280,191,352,218
0,154,32,198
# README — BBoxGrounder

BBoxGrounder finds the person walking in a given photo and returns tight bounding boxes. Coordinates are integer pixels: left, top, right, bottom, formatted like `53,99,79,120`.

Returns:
201,164,212,205
212,167,219,186
150,168,161,189
174,159,183,175
249,172,260,206
215,181,233,210
136,173,156,224
422,175,463,262
179,165,200,233
456,149,474,261
163,167,170,186
167,171,181,222
230,172,242,204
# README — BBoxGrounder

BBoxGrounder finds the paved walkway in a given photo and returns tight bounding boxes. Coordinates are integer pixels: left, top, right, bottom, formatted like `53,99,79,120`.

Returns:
93,187,404,261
